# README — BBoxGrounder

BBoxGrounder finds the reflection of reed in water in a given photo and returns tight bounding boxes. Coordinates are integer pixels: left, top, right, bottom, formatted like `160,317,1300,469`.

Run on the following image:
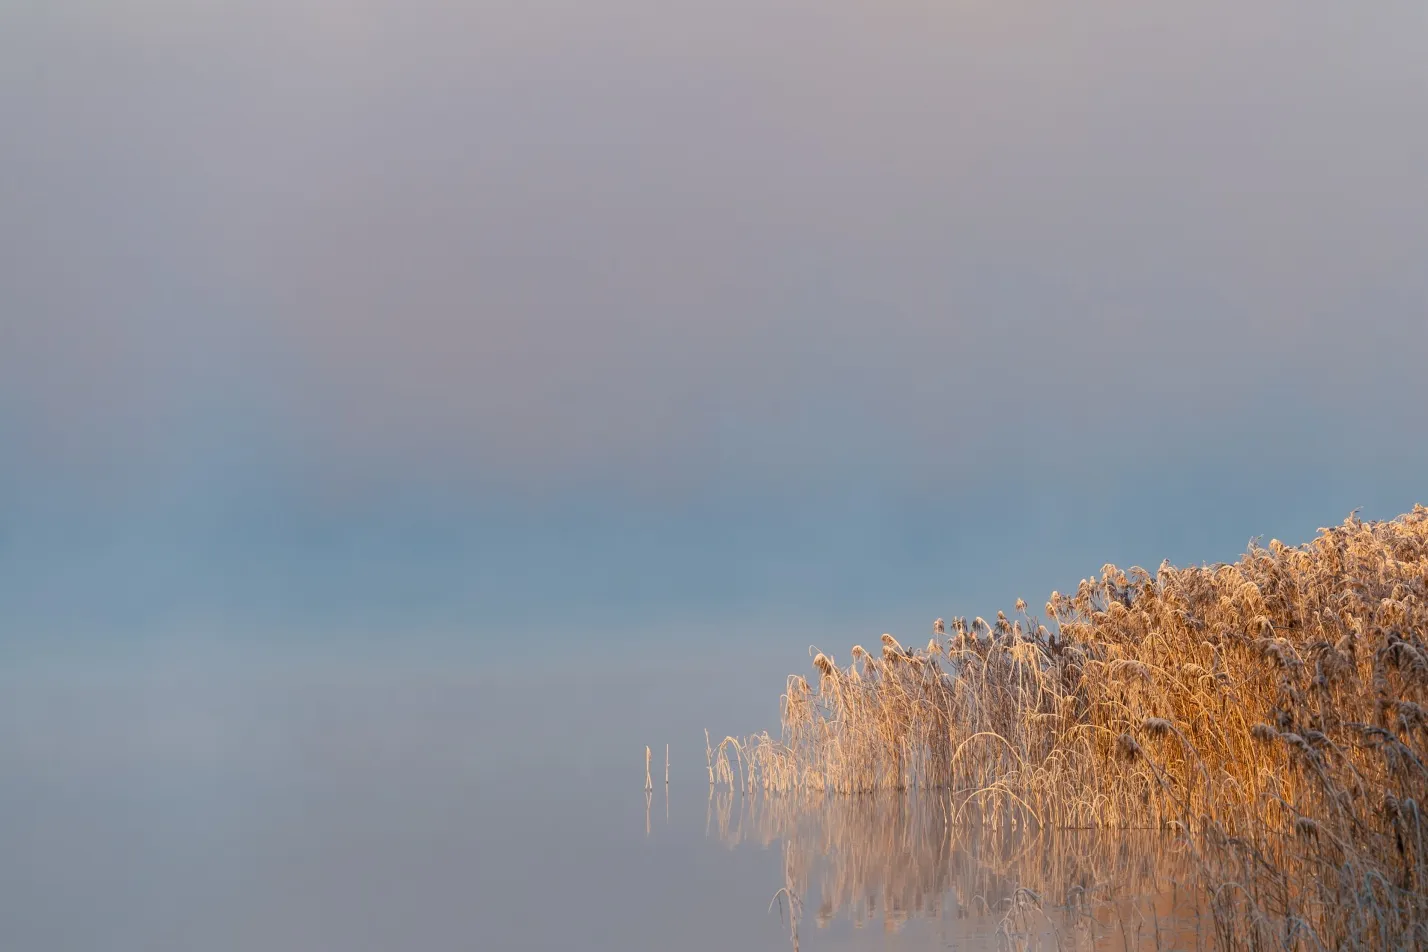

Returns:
711,790,1209,950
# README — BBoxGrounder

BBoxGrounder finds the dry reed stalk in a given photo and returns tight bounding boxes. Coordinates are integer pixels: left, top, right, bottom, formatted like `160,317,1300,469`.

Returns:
714,506,1428,950
645,745,653,792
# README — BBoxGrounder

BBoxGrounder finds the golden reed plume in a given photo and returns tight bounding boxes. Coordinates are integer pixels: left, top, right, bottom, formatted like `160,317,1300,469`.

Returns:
713,506,1428,949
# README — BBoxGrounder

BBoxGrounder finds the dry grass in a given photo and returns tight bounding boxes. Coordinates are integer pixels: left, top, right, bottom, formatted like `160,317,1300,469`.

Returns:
715,506,1428,949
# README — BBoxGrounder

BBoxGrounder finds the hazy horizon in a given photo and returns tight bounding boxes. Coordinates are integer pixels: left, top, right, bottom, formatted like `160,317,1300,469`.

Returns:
4,0,1427,654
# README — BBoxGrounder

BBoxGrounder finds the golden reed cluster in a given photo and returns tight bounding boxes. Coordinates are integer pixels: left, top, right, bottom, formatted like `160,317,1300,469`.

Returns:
713,506,1428,949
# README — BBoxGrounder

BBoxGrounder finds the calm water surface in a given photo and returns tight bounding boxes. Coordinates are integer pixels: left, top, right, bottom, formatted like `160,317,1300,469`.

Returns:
0,658,1198,951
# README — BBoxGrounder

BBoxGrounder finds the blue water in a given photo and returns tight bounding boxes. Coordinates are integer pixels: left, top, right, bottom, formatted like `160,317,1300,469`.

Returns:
0,655,1191,951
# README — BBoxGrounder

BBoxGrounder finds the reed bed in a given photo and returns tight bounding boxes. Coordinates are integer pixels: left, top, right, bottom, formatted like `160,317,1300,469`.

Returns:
714,506,1428,949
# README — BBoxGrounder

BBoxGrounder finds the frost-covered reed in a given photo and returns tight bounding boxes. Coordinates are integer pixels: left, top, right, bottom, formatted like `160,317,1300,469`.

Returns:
715,506,1428,950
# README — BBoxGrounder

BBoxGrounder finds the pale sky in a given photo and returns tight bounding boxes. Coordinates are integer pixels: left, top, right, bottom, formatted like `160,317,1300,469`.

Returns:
3,1,1426,650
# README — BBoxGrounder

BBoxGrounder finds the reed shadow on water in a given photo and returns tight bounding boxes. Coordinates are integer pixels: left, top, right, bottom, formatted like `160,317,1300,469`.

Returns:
710,790,1210,951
